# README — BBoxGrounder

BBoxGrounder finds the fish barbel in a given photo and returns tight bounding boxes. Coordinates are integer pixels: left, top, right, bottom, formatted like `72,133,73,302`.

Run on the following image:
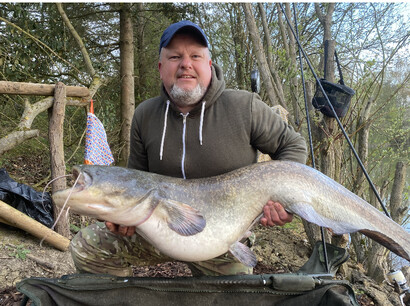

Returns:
52,160,410,266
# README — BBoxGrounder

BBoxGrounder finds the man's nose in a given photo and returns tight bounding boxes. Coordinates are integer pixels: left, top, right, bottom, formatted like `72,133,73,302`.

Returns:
180,55,192,69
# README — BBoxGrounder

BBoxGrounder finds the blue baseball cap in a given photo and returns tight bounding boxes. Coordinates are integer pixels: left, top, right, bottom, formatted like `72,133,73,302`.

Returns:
159,20,209,54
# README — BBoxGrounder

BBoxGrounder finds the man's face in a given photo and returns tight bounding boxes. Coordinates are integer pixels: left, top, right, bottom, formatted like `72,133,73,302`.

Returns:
159,34,212,108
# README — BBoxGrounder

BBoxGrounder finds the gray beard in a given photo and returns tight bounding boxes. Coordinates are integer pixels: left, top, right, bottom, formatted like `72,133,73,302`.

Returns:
169,83,206,107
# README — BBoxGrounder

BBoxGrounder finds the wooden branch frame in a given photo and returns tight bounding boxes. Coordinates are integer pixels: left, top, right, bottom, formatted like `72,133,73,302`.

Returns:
0,78,102,238
49,82,70,237
0,81,89,97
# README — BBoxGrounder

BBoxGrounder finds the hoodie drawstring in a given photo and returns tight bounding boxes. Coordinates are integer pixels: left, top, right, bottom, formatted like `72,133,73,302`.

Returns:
160,100,206,161
199,101,206,145
159,100,170,160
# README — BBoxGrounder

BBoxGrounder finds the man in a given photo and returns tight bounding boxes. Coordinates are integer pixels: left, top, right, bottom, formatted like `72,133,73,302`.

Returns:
71,20,307,277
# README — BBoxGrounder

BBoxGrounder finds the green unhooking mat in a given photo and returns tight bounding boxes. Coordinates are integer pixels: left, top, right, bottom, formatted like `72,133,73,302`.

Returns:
17,273,358,306
17,242,357,305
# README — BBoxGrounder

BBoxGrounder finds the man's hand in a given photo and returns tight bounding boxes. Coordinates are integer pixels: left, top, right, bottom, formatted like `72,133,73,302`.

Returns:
260,200,293,227
105,221,136,237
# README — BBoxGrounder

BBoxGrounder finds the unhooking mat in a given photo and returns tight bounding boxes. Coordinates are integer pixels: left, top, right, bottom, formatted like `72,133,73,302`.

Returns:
17,272,359,306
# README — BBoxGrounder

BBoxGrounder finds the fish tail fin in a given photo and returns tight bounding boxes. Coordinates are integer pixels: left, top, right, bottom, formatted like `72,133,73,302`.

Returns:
359,229,410,261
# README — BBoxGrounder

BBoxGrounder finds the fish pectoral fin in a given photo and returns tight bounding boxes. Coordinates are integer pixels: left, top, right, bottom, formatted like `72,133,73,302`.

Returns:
229,241,257,267
157,198,206,236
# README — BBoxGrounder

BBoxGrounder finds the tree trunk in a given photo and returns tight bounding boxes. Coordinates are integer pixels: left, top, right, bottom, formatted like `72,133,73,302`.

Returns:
366,181,390,283
48,82,69,237
352,99,373,195
390,161,407,224
242,3,279,108
351,98,373,263
318,40,337,180
301,82,323,246
230,3,246,90
386,162,407,271
284,3,300,125
258,3,286,108
119,4,135,166
134,3,146,101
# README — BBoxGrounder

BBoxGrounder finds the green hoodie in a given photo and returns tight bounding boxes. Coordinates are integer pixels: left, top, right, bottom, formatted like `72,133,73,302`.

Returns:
128,64,307,179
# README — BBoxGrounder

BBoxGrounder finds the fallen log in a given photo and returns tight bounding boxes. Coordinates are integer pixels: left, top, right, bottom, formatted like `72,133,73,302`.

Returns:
0,200,70,251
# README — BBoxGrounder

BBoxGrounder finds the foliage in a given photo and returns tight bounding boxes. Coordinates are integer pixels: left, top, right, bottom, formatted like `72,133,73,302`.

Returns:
7,244,30,260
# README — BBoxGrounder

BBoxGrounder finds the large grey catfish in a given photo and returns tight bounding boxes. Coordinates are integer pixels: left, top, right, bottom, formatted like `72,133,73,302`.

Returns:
53,160,410,266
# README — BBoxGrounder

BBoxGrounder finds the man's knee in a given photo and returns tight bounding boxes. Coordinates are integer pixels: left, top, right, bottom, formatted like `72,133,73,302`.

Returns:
70,222,133,276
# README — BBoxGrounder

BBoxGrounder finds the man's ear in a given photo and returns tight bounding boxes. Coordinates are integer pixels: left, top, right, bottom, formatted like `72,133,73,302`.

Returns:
158,62,162,80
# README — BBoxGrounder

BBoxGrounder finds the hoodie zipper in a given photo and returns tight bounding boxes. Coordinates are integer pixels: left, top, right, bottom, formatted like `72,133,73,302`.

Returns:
181,113,189,179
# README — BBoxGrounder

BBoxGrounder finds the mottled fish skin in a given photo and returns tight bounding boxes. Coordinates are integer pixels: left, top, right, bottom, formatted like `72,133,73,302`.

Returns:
53,161,410,266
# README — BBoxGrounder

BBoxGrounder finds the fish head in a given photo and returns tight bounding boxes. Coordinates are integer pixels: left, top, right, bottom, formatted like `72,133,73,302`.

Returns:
52,165,156,225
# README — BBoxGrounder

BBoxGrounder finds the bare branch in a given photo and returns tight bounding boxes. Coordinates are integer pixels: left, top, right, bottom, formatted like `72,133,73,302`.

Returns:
56,3,96,77
0,130,40,155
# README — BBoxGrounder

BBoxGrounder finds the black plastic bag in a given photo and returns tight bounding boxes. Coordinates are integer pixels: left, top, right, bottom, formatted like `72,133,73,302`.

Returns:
0,168,54,228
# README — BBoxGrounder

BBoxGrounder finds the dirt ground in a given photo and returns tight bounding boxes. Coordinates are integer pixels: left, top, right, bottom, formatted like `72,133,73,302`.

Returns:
0,216,405,306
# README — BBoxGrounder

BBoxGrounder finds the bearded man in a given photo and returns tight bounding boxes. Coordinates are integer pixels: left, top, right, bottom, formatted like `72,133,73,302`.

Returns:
71,20,307,277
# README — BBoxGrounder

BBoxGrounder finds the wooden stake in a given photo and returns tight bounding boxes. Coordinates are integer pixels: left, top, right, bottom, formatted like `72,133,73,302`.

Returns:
49,82,70,237
0,200,70,251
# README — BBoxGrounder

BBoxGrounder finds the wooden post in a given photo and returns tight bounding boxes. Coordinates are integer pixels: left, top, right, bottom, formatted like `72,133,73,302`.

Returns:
49,82,70,237
0,200,70,251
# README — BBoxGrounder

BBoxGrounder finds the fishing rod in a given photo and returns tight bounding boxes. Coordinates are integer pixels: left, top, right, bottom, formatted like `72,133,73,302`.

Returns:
279,3,391,219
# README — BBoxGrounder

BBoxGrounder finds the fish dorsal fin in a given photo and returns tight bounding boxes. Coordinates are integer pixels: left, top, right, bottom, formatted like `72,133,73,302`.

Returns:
156,197,206,236
229,241,257,267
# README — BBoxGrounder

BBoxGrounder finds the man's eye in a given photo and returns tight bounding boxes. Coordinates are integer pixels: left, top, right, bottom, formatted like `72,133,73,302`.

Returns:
169,56,180,60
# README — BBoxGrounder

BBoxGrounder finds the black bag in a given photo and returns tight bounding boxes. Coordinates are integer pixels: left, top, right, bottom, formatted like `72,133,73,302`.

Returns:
312,50,355,118
0,168,54,228
312,79,355,118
